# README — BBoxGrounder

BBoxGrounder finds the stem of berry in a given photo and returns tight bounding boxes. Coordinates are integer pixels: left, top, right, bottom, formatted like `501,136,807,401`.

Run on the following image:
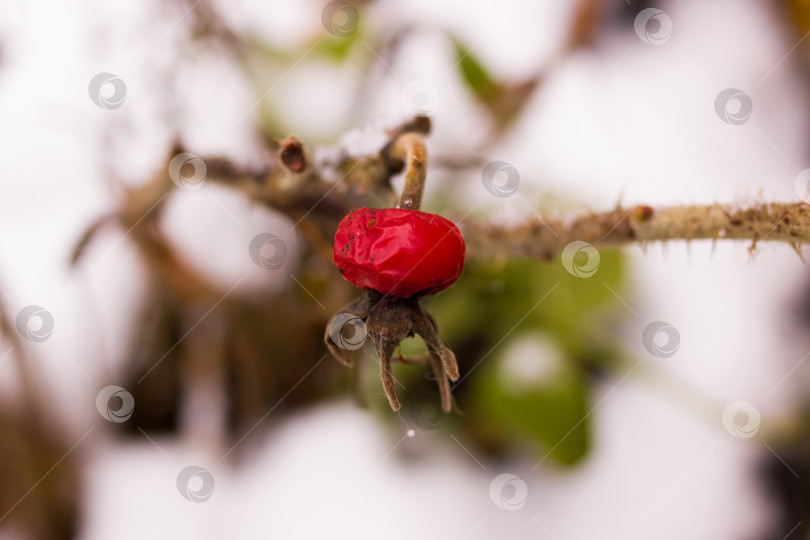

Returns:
389,132,428,211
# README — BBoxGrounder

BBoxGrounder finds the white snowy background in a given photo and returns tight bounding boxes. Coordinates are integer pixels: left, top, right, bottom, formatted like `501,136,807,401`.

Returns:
0,0,807,538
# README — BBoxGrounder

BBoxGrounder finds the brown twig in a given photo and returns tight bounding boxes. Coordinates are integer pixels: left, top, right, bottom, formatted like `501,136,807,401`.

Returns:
0,292,49,422
462,203,810,260
389,132,428,211
381,119,431,212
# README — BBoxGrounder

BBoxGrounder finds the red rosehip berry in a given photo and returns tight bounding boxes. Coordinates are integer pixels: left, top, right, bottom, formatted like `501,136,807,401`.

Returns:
334,207,465,298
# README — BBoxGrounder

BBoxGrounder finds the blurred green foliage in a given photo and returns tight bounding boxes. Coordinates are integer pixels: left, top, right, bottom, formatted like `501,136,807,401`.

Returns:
452,38,501,103
316,31,362,63
426,251,625,465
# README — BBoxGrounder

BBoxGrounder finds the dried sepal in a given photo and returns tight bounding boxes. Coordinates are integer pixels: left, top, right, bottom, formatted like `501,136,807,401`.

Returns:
326,291,457,412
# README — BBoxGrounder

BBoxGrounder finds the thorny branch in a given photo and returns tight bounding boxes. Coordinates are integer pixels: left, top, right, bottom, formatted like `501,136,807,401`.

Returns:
463,202,810,260
78,117,810,289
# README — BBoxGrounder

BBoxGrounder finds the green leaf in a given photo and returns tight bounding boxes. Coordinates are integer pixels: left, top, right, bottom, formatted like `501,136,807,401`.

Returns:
317,30,361,63
431,248,625,345
469,338,590,466
452,38,501,102
427,248,627,465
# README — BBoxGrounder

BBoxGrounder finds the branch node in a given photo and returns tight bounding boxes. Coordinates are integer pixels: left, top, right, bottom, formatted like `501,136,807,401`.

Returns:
279,136,307,173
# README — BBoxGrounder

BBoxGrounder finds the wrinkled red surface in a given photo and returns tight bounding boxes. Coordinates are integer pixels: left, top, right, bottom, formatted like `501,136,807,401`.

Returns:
334,207,466,298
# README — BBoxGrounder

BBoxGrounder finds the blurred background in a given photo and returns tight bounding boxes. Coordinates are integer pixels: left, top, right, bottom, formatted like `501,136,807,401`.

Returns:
1,0,810,538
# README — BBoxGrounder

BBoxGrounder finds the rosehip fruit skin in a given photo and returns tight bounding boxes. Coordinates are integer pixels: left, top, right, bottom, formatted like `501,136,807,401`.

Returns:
334,207,465,298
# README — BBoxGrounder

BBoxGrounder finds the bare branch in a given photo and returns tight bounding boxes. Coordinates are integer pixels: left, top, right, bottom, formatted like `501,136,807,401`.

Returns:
462,203,810,260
